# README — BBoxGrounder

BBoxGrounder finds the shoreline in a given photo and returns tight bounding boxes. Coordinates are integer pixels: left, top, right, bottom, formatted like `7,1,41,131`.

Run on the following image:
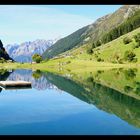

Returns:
0,59,139,72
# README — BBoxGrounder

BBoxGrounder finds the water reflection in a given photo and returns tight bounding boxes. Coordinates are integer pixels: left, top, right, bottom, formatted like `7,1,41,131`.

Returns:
92,68,140,98
42,72,140,128
0,69,12,81
0,69,12,92
7,69,58,91
124,68,137,80
1,68,140,129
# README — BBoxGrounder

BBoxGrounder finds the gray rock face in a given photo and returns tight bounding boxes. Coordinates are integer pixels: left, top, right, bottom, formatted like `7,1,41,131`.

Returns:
0,40,13,61
5,39,55,62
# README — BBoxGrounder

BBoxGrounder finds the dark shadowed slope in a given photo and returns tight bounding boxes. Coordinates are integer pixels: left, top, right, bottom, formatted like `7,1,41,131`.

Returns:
0,40,13,61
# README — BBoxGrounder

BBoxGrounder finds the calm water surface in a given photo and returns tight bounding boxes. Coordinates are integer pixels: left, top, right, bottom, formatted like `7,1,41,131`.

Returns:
0,69,140,135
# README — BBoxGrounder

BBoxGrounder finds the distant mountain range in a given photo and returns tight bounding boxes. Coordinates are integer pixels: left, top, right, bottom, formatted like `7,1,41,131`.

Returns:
42,5,140,59
5,39,58,62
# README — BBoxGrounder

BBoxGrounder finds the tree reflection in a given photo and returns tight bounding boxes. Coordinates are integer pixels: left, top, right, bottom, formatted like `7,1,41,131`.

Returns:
32,70,42,79
43,71,140,128
123,68,137,80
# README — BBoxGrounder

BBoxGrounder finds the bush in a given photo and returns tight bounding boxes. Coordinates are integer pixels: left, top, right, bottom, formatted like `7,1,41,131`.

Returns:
132,44,139,49
124,50,136,62
0,58,6,63
95,54,98,58
134,87,140,94
97,70,104,74
97,58,102,62
96,40,101,47
111,60,117,63
133,33,140,48
134,33,140,42
133,81,140,94
32,70,42,79
86,48,93,55
92,43,96,48
66,61,71,64
87,76,94,83
0,69,8,75
123,37,132,44
124,69,136,80
124,86,133,93
32,54,43,63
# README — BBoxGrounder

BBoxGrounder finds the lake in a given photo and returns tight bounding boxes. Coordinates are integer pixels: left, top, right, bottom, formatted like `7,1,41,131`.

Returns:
0,68,140,135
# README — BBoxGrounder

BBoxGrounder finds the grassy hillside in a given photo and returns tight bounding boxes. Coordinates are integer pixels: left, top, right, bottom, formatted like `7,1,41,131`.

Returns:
3,27,140,73
3,26,140,73
99,9,140,45
43,5,140,59
42,25,89,59
57,26,140,64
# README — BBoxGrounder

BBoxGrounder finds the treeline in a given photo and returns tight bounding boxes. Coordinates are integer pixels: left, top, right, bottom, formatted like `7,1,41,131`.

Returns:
96,9,140,45
42,25,89,59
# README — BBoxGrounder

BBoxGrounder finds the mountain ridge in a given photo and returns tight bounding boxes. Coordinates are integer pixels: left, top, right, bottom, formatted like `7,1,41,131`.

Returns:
5,39,56,62
42,5,140,59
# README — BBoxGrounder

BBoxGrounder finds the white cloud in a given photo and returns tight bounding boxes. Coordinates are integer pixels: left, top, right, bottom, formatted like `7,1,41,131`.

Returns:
0,5,95,45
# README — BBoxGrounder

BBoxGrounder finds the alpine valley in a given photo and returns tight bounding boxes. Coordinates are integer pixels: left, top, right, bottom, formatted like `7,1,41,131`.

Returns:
1,5,140,135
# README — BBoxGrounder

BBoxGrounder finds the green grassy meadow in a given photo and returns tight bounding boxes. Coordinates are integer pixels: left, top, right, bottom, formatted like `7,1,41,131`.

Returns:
1,27,140,76
57,27,140,64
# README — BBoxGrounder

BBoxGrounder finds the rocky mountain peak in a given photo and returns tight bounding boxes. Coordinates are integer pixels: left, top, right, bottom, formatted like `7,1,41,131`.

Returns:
5,39,56,62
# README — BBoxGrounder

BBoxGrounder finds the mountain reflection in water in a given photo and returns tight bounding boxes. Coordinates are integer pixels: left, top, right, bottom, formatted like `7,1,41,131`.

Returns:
0,68,140,129
6,69,59,91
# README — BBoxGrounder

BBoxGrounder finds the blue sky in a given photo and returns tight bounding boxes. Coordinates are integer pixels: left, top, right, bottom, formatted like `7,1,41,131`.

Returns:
0,5,122,45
